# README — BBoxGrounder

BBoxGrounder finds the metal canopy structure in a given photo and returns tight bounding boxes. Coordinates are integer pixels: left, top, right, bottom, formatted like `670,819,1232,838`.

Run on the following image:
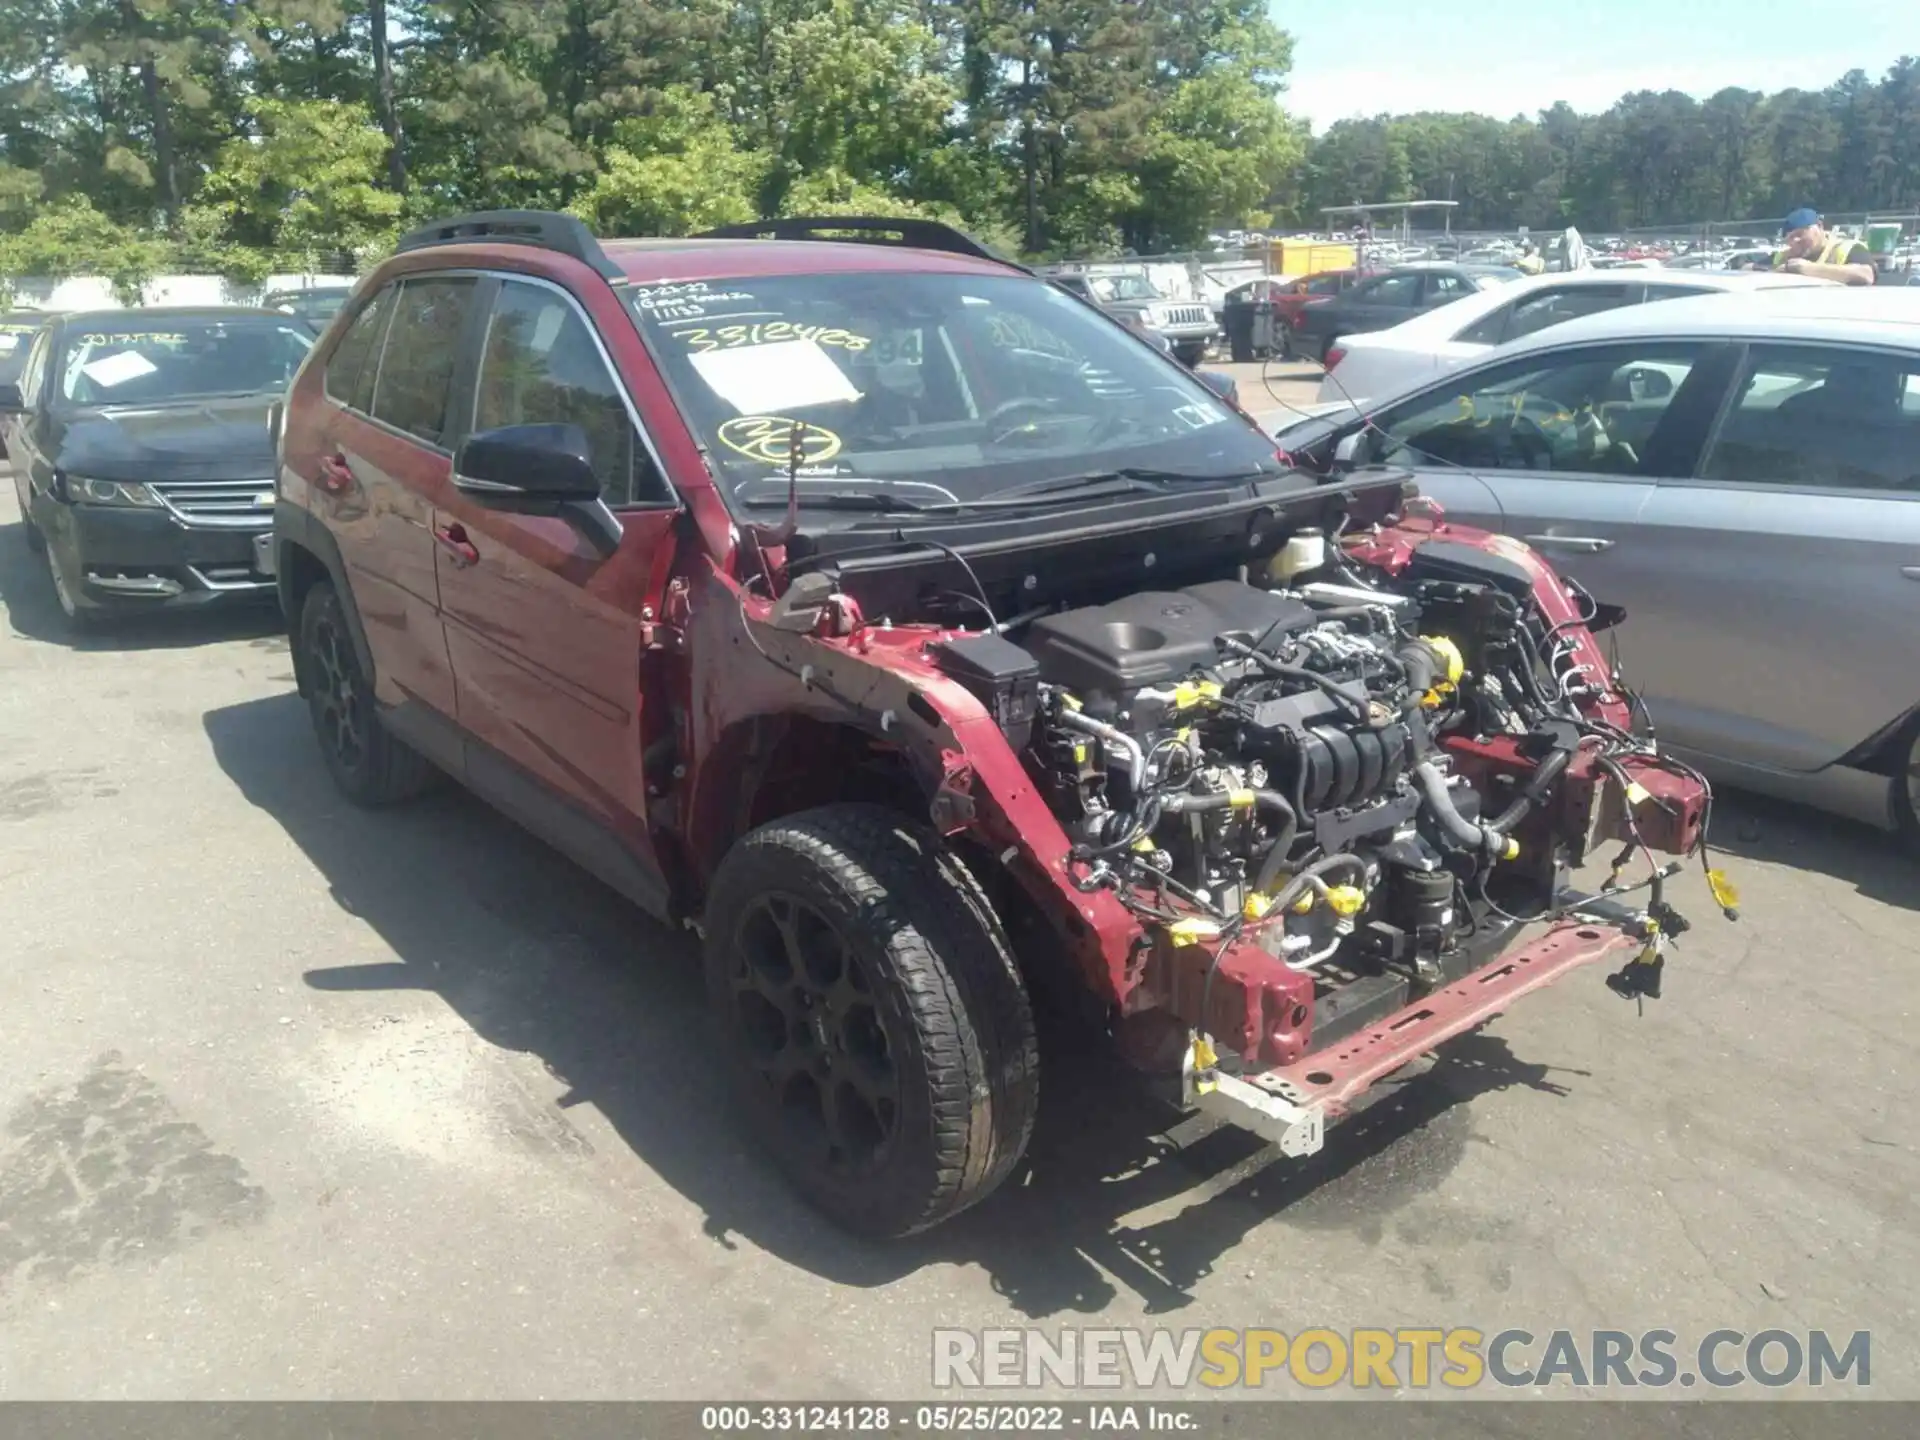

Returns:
1320,200,1460,241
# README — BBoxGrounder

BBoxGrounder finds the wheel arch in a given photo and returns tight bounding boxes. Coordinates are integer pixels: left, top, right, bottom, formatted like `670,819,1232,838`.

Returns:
273,501,374,696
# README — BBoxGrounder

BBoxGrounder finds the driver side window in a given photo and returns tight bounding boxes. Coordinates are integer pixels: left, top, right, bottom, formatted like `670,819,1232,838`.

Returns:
1367,342,1708,477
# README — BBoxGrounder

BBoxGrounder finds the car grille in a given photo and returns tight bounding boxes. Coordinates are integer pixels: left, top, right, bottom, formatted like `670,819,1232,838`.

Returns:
1163,305,1211,327
148,478,277,529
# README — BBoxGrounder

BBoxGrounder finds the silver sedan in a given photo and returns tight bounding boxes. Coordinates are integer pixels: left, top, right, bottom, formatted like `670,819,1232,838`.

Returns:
1274,284,1920,852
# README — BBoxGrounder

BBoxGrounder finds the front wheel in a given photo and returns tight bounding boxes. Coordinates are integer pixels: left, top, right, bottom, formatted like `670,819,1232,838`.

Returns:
702,804,1039,1237
297,581,438,806
1893,713,1920,859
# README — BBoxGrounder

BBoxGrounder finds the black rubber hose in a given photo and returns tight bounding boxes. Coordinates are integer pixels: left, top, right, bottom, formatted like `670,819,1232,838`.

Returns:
1398,640,1438,710
1250,796,1305,897
1216,637,1373,722
1486,744,1575,832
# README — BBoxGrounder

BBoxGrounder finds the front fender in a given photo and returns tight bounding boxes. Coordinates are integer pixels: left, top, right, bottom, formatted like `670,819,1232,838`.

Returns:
681,560,1145,1007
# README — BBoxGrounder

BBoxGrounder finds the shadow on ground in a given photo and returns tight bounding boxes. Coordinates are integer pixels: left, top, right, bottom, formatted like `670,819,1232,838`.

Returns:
1704,786,1919,913
0,520,283,651
207,692,1582,1316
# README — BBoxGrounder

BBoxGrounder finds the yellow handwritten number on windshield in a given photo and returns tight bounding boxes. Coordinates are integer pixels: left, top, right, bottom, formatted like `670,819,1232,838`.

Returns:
716,416,845,466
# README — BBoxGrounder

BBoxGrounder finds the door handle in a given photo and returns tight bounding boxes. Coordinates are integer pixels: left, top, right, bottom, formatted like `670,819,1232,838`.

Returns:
433,522,480,567
1902,566,1920,581
316,453,355,495
1525,534,1615,553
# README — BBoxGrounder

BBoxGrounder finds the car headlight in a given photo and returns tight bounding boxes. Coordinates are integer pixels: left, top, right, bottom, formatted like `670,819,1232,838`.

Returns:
63,474,161,507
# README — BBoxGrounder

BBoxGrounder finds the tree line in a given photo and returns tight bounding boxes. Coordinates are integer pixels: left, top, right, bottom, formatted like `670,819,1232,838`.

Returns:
1301,64,1920,235
0,0,1298,294
0,2,1914,300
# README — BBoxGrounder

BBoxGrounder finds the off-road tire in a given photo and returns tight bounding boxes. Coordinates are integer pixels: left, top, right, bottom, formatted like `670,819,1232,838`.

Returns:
1893,712,1920,860
703,804,1039,1237
297,581,438,807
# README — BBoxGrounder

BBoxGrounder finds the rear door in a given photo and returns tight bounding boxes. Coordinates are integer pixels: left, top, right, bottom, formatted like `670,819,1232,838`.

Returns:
1358,339,1737,650
1415,271,1479,313
1625,341,1920,769
312,275,479,717
1339,272,1424,333
433,273,683,906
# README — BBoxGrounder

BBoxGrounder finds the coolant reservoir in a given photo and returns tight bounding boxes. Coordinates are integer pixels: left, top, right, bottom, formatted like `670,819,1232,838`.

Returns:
1266,528,1326,584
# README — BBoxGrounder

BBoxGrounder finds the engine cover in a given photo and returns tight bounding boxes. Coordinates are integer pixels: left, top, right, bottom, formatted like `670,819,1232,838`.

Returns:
1023,581,1313,698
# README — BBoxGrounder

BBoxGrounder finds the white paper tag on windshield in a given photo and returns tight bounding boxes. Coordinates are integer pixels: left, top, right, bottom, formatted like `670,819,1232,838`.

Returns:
690,338,862,414
82,350,159,388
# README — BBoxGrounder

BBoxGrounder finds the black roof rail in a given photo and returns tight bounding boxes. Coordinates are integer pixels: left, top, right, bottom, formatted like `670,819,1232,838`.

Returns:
393,209,624,280
692,215,1030,271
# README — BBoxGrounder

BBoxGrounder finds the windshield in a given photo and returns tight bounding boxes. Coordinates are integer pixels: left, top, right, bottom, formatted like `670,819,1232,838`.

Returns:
1091,274,1162,302
626,271,1286,519
0,316,44,384
55,315,313,408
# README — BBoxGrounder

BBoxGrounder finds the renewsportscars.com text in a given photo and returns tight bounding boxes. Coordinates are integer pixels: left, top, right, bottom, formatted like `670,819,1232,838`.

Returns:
931,1327,1871,1390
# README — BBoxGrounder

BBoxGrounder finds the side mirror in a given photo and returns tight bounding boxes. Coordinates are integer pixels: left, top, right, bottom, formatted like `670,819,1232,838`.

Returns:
0,381,24,413
454,422,622,557
1332,430,1367,466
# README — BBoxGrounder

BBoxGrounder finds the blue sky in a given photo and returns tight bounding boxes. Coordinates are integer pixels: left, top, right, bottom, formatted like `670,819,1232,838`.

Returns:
1275,2,1917,131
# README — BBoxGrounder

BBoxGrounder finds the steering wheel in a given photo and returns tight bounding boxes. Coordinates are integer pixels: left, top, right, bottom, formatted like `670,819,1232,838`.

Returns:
984,396,1065,447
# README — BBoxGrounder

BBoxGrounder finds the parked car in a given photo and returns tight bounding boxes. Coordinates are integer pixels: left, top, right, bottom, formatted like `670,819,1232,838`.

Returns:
0,309,58,459
272,209,1705,1236
1275,284,1920,852
263,285,357,332
1316,269,1829,409
1217,271,1359,359
1,307,313,626
1080,270,1221,366
1289,263,1521,364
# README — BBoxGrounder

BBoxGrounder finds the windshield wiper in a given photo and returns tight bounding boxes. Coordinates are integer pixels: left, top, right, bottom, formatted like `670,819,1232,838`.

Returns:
735,467,1262,517
738,489,935,512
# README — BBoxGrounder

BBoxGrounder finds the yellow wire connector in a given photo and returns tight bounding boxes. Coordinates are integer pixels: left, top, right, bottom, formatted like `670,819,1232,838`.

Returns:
1418,636,1466,708
1173,679,1224,710
1243,893,1274,921
1325,884,1367,917
1227,788,1257,812
1167,918,1223,946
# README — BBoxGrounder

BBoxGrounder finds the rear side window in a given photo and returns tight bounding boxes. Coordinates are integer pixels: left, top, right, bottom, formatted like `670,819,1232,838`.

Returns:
1702,344,1920,491
371,277,476,447
472,280,668,507
1457,284,1638,347
325,286,395,411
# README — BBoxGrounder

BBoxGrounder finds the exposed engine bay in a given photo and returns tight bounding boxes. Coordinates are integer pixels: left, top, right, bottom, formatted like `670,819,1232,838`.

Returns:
919,523,1732,1081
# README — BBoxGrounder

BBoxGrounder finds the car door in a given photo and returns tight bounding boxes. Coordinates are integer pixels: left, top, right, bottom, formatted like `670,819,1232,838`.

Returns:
1357,338,1738,662
1620,341,1920,771
7,326,54,520
307,275,477,718
1339,272,1424,334
1416,272,1479,313
433,274,683,906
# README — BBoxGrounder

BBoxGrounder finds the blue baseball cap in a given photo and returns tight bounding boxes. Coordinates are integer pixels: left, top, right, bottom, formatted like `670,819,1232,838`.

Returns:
1780,207,1820,235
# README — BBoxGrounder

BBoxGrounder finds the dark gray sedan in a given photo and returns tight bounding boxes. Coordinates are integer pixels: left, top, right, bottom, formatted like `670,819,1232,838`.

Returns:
1290,263,1523,363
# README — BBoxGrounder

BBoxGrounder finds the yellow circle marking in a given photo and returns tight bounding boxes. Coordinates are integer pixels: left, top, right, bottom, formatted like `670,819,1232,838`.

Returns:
716,415,844,466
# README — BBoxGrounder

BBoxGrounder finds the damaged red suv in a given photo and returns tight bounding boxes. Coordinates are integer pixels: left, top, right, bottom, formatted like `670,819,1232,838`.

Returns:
273,211,1732,1237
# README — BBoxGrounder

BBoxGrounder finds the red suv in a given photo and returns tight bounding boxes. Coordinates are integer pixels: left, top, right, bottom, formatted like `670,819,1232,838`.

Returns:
274,211,1723,1237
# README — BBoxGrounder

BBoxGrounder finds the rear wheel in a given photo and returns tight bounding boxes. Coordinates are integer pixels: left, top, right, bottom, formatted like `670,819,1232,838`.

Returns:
702,804,1039,1237
1893,714,1920,859
297,581,438,806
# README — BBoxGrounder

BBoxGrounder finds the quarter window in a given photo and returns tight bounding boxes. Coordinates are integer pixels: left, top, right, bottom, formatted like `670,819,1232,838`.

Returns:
371,276,476,447
473,280,667,507
1702,345,1920,491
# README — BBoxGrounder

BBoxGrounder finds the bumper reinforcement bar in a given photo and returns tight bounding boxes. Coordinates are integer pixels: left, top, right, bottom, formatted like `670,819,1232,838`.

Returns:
1184,913,1637,1156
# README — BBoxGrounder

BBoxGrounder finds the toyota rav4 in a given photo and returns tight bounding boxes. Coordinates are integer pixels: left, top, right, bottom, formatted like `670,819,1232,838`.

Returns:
273,210,1733,1238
